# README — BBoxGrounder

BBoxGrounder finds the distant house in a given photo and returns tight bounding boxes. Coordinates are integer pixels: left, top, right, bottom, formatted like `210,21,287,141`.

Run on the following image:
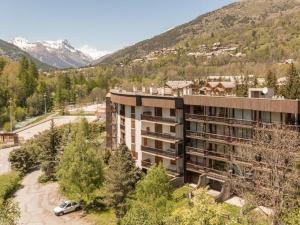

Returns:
165,81,195,96
201,81,236,96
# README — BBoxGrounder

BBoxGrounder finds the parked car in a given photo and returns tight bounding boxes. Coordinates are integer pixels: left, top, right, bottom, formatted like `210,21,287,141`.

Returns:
53,200,81,216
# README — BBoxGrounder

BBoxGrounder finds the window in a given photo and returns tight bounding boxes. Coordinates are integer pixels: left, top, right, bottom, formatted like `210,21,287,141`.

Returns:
170,160,176,165
170,143,175,149
131,119,135,128
132,135,135,143
170,109,176,117
170,126,176,133
131,106,135,114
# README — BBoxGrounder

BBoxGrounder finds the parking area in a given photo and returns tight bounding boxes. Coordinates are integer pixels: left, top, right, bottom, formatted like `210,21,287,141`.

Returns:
15,170,91,225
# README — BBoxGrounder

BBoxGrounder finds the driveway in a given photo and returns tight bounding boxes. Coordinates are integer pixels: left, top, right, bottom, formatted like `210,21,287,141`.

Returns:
15,170,91,225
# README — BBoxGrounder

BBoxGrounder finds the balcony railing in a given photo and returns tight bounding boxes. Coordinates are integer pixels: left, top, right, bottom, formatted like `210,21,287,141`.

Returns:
186,130,252,144
186,146,205,156
120,124,125,130
141,145,182,159
186,162,228,179
141,160,181,177
141,130,182,142
186,162,206,172
141,114,180,124
185,113,300,130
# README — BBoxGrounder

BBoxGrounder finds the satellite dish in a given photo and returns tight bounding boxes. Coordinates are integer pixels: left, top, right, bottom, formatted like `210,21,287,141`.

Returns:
262,87,268,95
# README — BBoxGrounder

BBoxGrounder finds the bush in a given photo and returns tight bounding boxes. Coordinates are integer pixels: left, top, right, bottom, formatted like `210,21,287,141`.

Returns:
38,174,50,183
9,145,40,175
14,107,26,122
2,121,14,132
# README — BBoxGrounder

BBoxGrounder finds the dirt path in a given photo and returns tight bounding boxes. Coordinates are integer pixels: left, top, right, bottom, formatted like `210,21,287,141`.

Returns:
0,146,20,175
14,170,91,225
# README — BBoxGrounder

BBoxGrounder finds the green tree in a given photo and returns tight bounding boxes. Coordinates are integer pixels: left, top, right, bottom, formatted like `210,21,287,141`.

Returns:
57,119,104,206
283,63,300,99
121,165,173,225
166,188,229,225
39,119,61,181
105,144,141,220
264,70,277,93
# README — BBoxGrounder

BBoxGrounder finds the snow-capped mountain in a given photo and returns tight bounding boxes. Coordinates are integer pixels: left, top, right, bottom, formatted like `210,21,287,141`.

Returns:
11,37,108,69
79,45,111,60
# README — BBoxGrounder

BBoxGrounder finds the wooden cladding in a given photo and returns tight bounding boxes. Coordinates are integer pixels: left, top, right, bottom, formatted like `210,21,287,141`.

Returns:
184,95,300,114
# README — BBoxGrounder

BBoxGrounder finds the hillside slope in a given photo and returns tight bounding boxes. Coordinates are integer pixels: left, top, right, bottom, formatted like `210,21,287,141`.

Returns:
0,39,54,71
101,0,300,65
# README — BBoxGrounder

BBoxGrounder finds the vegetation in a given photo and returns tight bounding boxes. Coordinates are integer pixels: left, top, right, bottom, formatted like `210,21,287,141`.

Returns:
0,172,21,225
58,119,105,206
105,144,141,220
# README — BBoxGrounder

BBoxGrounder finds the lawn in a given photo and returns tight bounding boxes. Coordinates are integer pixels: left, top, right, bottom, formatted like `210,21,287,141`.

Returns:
87,209,117,225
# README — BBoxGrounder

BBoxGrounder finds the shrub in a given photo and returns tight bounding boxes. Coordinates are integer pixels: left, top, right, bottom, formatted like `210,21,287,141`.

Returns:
14,107,27,122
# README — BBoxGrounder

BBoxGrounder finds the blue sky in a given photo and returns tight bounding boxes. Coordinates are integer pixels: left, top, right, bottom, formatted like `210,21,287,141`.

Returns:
1,0,234,51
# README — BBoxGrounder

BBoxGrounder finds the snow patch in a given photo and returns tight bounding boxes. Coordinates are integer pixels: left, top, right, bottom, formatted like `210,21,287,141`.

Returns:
79,45,111,60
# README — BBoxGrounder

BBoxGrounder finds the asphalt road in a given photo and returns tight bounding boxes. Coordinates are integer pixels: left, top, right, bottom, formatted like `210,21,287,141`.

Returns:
17,116,96,141
15,170,90,225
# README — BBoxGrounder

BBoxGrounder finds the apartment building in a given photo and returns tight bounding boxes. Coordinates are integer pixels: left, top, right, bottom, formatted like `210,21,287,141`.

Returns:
106,85,300,200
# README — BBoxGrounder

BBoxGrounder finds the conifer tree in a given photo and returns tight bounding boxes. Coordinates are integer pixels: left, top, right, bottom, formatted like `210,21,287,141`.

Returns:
283,63,300,99
265,70,277,93
40,119,61,180
106,144,141,220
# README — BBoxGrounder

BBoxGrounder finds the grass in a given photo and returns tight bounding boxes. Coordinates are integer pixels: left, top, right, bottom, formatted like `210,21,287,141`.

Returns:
87,209,117,225
0,171,21,201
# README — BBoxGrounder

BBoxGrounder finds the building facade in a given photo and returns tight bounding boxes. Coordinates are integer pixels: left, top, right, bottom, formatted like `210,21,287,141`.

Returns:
106,87,300,200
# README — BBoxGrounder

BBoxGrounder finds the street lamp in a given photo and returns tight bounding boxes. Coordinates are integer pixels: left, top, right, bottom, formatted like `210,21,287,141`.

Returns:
8,98,13,132
44,93,47,114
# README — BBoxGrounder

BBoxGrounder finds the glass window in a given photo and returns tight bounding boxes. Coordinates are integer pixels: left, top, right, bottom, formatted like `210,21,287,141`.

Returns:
170,109,176,117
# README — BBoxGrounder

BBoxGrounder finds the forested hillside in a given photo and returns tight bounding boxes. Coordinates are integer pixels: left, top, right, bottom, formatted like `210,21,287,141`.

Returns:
0,56,109,131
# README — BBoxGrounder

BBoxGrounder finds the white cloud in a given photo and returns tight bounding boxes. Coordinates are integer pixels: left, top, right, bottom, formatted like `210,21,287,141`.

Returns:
79,45,111,60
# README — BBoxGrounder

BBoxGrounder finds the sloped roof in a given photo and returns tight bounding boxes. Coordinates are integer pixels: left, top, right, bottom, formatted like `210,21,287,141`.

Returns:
166,81,194,89
220,82,236,89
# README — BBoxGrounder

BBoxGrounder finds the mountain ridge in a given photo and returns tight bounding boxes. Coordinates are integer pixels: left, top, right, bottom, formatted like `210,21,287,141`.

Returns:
100,0,300,65
0,39,54,71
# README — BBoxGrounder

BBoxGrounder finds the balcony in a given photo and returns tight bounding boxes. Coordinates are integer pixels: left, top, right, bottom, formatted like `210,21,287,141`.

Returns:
141,145,182,159
185,113,254,127
141,130,182,143
186,162,206,173
186,162,228,180
186,146,205,156
185,113,300,130
141,113,180,125
186,130,251,145
141,160,181,177
120,124,125,130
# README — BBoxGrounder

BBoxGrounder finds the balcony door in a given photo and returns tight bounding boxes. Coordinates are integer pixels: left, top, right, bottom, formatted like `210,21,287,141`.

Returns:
155,156,163,165
155,140,163,150
155,124,163,133
155,107,162,117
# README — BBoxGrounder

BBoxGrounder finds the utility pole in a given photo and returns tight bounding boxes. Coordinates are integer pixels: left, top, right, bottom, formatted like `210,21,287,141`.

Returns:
44,93,47,114
9,98,13,132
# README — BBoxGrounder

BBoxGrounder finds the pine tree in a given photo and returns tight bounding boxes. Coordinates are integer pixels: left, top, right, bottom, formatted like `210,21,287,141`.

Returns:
40,119,61,181
283,63,300,99
265,70,277,93
106,144,141,220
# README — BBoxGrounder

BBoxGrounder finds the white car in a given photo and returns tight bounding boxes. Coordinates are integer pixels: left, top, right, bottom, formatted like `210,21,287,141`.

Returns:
53,201,81,216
